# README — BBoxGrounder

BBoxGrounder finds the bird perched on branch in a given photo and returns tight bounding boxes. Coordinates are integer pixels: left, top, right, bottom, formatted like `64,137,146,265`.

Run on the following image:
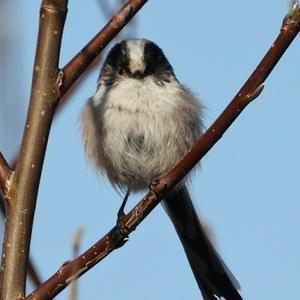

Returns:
81,38,242,300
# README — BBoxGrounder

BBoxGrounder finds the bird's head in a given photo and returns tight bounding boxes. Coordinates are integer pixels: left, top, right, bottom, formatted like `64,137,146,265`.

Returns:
99,39,175,85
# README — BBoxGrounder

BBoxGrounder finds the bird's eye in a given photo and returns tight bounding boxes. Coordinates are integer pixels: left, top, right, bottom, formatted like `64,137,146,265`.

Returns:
118,68,124,75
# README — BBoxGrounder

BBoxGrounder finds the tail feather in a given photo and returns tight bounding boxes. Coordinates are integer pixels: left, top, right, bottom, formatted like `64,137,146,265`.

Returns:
163,186,242,300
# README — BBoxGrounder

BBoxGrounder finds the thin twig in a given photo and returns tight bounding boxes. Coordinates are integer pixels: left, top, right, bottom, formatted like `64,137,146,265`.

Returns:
25,5,300,300
69,229,84,300
0,1,68,299
0,152,11,193
96,0,137,41
27,259,43,288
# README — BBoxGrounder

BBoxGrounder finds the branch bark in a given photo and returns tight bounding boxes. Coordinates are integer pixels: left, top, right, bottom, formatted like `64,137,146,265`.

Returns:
0,159,42,289
0,1,68,298
25,5,300,300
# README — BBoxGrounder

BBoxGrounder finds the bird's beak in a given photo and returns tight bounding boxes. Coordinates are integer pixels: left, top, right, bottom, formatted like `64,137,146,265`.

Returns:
132,71,144,79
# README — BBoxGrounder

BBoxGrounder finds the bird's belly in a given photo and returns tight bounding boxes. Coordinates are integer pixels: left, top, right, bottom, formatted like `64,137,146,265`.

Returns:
102,107,182,191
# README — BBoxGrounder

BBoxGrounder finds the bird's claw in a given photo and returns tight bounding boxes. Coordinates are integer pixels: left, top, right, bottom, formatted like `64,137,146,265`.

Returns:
148,177,160,192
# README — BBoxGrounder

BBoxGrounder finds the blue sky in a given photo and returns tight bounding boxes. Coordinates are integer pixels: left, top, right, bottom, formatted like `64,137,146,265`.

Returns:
1,1,300,299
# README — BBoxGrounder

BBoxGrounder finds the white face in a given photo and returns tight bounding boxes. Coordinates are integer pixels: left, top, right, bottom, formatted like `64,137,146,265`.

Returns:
126,39,147,74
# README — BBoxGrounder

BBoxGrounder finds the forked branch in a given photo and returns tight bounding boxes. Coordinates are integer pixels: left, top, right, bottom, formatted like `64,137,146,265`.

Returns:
25,5,300,300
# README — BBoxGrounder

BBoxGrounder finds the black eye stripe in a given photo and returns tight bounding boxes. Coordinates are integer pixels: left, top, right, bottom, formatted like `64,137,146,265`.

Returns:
105,41,129,71
143,41,174,74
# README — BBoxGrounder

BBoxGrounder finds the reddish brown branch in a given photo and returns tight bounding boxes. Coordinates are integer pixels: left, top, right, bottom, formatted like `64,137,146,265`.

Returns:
61,0,148,95
25,6,300,300
160,10,300,189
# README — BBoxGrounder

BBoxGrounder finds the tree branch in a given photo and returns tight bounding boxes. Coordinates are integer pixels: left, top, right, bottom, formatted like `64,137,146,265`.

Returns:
0,158,43,289
27,259,43,289
0,152,11,194
25,5,300,300
0,1,68,298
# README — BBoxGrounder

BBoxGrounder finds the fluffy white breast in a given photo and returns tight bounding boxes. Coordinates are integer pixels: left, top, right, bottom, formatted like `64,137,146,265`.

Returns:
84,76,203,191
93,77,183,115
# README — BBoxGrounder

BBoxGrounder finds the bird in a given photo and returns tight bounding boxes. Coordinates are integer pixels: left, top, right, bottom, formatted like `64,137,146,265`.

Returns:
81,38,242,300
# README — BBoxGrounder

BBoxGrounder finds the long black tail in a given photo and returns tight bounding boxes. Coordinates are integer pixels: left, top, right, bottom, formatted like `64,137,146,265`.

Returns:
163,186,242,300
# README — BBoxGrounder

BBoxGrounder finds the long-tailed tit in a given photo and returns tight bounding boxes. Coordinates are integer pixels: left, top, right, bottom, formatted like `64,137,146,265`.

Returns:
81,39,242,300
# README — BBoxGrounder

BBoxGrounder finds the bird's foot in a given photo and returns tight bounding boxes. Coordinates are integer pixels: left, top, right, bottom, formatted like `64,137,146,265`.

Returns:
115,189,130,239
